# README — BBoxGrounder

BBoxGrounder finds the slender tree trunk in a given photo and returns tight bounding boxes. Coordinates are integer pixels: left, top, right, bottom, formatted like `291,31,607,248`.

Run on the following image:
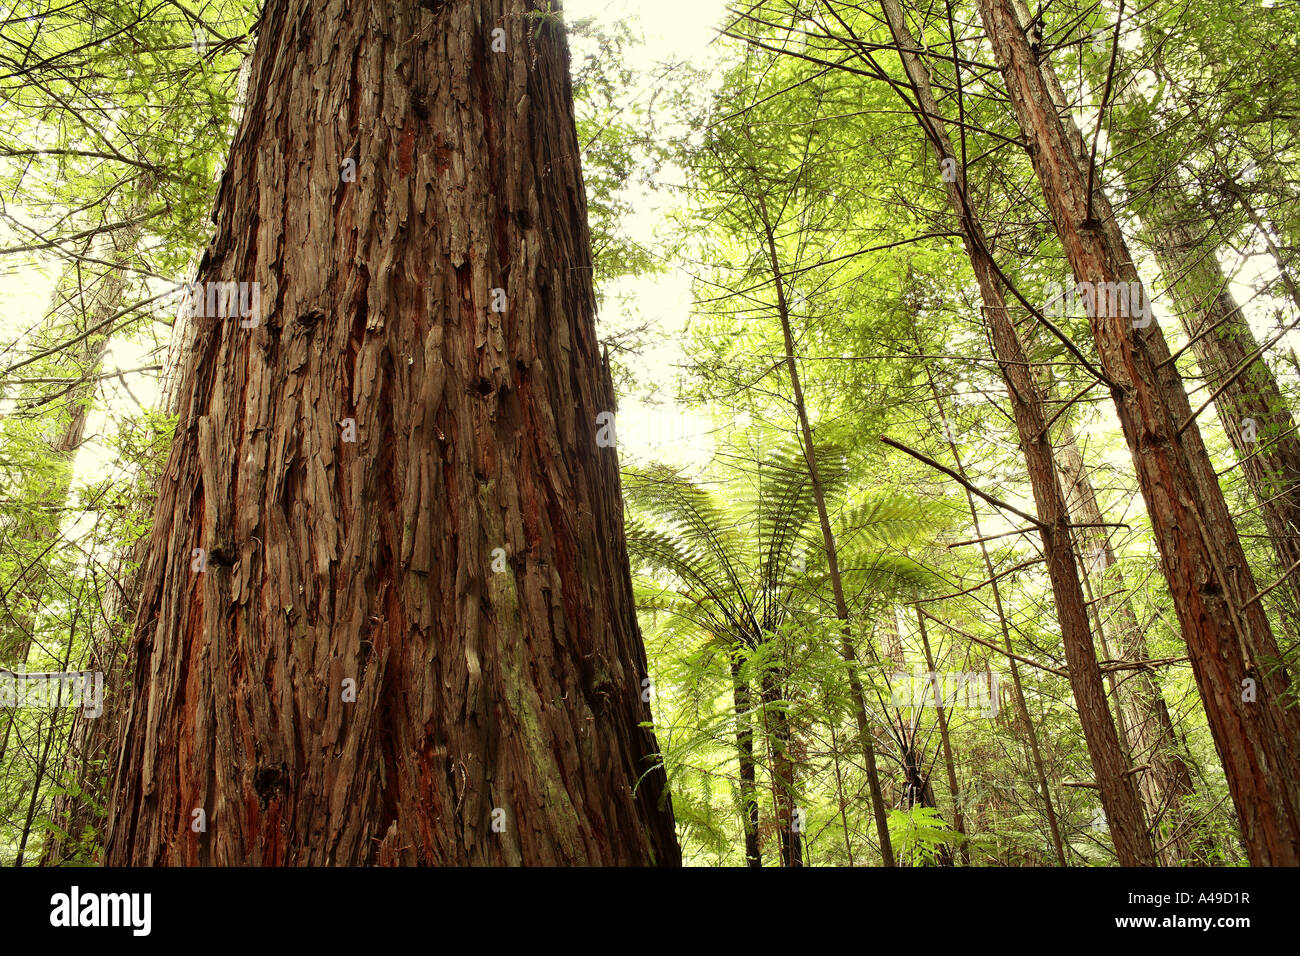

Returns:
1142,201,1300,627
30,208,152,865
1054,422,1206,864
730,650,761,866
976,0,1300,864
929,377,1068,865
0,213,144,865
756,192,896,866
867,0,1154,864
0,371,100,770
104,0,679,866
916,606,970,864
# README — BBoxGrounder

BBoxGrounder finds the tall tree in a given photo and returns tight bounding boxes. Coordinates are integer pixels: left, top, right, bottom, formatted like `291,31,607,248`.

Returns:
1100,31,1300,632
1143,196,1300,627
105,0,679,866
754,189,896,866
1053,421,1205,864
854,0,1156,864
975,0,1300,864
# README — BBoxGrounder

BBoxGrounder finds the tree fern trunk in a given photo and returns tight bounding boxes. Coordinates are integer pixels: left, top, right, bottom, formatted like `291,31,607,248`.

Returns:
730,650,761,866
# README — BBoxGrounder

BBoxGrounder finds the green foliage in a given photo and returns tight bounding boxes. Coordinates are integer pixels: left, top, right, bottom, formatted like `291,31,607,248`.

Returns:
888,806,964,867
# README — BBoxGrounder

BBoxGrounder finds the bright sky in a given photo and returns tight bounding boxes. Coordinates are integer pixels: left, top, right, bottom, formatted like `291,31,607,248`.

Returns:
567,0,732,470
571,0,726,58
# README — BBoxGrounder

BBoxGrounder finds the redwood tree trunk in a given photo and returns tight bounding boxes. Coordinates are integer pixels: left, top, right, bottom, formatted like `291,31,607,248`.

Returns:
105,0,679,866
870,0,1155,864
976,0,1300,864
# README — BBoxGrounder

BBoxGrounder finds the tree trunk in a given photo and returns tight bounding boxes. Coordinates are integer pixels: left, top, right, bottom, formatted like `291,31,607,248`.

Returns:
1054,421,1206,864
759,669,802,866
756,192,895,866
31,206,152,865
1144,201,1300,626
929,378,1069,866
730,651,761,866
976,0,1300,864
1,219,137,864
867,0,1155,864
104,0,679,866
915,606,970,864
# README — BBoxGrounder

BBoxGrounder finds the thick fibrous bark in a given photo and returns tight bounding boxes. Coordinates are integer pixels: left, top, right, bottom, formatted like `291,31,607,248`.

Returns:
106,0,679,865
976,0,1300,864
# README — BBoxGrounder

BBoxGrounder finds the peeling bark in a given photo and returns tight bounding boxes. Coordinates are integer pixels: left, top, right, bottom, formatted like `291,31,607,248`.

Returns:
105,0,679,866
